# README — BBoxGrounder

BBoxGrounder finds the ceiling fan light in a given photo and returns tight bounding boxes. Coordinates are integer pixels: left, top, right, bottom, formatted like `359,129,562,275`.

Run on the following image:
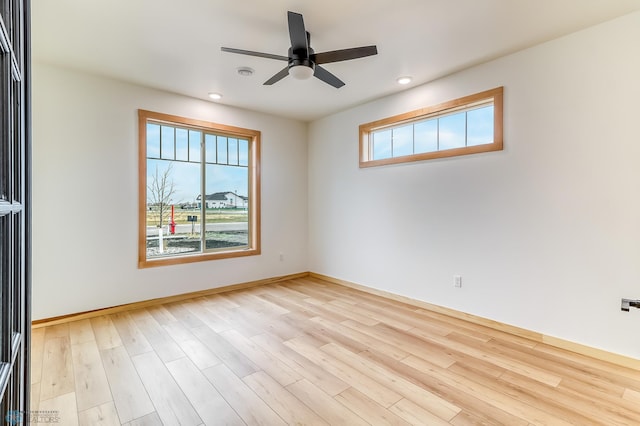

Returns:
289,65,314,80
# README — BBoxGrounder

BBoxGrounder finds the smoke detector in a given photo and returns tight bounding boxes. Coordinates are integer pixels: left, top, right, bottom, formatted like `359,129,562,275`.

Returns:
237,67,254,77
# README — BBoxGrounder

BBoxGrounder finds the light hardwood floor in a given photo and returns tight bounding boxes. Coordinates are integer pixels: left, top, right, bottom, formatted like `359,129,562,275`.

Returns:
31,277,640,425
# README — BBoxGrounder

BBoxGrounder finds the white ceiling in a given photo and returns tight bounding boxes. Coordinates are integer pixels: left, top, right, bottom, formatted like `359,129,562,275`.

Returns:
32,0,640,122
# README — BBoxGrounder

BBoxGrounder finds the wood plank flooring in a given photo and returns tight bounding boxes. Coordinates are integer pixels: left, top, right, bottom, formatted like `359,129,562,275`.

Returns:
30,277,640,425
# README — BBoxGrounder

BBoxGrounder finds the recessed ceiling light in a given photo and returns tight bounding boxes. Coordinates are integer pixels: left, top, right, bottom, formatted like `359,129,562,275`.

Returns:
237,67,254,77
208,92,222,100
397,76,412,85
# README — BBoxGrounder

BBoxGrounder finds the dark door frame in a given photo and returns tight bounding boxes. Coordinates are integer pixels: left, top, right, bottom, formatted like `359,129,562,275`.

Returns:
0,0,31,423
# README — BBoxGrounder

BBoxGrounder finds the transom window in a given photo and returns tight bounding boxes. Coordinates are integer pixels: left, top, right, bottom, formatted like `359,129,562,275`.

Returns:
138,110,260,268
360,87,503,167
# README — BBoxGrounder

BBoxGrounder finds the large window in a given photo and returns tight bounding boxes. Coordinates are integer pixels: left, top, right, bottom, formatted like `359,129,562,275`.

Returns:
359,87,503,167
138,110,260,268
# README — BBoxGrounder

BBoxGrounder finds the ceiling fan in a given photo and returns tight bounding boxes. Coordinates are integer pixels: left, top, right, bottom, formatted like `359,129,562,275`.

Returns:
221,11,378,88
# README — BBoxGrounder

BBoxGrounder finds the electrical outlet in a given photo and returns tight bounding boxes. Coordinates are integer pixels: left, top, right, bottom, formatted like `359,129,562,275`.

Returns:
454,275,462,288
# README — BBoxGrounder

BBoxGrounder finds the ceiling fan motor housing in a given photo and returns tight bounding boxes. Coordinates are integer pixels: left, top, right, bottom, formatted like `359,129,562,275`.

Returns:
288,46,315,72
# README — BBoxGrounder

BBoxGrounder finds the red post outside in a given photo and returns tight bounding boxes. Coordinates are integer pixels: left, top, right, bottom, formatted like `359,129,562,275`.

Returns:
170,204,176,235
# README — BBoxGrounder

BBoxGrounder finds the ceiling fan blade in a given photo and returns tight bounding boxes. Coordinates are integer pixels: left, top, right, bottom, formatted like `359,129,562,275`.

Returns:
314,65,345,88
287,11,308,55
312,46,378,64
221,47,288,61
263,66,290,85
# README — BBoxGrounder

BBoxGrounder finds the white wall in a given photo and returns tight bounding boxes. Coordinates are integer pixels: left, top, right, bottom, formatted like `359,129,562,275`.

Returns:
308,11,640,358
32,64,308,319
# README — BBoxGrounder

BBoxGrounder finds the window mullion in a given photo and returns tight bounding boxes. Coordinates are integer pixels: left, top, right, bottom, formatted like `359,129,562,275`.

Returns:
159,125,162,159
412,123,415,155
200,133,206,253
464,111,468,147
390,128,394,158
436,118,440,152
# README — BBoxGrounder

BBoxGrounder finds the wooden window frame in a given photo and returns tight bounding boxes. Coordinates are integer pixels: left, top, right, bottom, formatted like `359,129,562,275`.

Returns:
138,110,261,268
359,87,503,167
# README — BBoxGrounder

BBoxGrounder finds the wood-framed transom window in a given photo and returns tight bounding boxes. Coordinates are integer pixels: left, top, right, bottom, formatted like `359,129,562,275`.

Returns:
138,110,261,268
359,87,503,167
